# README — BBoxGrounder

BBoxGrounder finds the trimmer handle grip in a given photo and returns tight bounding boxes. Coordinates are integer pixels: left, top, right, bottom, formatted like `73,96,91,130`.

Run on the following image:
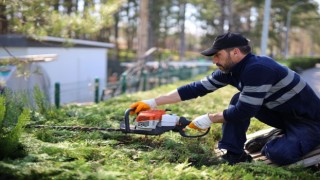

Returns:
124,108,135,133
176,117,210,138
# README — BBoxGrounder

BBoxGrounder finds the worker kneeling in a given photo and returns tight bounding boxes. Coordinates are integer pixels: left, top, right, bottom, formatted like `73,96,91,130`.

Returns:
130,32,320,165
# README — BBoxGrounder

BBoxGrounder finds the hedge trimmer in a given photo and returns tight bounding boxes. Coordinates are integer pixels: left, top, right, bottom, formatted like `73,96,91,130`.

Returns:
28,108,210,138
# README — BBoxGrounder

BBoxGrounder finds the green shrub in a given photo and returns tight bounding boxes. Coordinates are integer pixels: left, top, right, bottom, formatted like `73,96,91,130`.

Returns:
33,86,51,115
0,93,30,159
0,96,5,129
30,86,64,124
278,57,320,72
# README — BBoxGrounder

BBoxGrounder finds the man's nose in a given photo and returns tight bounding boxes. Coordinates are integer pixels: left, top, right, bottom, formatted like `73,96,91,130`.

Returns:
213,57,219,64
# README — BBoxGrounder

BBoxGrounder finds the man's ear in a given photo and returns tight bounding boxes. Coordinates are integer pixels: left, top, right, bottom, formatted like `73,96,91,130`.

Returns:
233,48,244,62
234,48,240,56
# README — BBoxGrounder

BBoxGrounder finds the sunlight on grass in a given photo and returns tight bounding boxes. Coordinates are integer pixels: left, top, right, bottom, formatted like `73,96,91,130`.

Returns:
0,72,316,179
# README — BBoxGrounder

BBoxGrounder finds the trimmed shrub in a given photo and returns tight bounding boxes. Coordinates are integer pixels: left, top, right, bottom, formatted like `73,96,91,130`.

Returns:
278,57,320,73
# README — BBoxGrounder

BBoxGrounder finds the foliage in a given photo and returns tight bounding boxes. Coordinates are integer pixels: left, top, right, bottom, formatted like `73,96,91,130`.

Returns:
2,0,320,62
0,92,30,159
2,0,124,39
1,73,319,179
277,57,320,73
33,86,51,116
0,96,5,128
286,57,320,72
110,48,204,62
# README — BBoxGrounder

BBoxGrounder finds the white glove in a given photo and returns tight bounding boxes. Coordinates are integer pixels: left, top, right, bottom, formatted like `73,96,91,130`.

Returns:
188,114,212,130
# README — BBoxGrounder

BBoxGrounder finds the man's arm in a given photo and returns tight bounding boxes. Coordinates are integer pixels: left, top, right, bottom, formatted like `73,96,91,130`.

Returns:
131,70,228,111
209,112,225,123
154,89,182,105
155,91,226,124
129,89,182,114
188,112,225,130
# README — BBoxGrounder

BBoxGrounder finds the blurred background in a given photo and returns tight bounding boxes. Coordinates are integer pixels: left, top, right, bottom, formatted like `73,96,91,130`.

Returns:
1,1,320,60
0,0,320,105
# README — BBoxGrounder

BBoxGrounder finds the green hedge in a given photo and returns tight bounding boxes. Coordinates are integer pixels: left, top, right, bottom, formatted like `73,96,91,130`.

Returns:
278,57,320,73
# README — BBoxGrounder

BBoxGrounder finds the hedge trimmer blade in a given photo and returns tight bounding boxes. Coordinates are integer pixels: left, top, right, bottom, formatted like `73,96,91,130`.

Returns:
26,124,124,132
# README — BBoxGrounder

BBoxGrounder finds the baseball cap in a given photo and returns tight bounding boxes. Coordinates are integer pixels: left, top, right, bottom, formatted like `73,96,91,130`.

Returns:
201,32,250,56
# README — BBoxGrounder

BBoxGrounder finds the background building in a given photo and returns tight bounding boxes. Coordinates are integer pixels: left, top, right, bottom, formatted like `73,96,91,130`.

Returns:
0,34,114,104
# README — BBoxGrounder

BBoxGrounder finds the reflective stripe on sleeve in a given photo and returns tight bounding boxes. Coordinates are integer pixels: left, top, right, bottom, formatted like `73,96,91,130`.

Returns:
239,94,264,105
200,76,227,91
243,84,272,93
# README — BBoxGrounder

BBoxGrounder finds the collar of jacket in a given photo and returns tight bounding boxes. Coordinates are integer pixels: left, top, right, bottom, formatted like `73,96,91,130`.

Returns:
229,53,254,76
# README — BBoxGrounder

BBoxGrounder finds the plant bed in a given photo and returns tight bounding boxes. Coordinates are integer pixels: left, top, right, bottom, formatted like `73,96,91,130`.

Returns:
1,76,320,179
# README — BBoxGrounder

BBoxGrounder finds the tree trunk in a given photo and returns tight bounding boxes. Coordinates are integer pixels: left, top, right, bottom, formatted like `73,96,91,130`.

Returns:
226,0,234,32
217,0,233,33
179,1,186,60
53,0,60,11
0,3,8,34
75,0,79,12
147,0,155,61
113,11,120,61
137,0,149,59
124,0,138,61
64,0,73,14
217,0,225,34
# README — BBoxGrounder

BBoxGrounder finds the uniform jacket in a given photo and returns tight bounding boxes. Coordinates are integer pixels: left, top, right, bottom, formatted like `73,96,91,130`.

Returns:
177,53,320,122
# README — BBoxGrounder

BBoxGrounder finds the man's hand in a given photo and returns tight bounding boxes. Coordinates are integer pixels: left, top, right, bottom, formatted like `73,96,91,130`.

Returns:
188,114,212,130
129,99,157,115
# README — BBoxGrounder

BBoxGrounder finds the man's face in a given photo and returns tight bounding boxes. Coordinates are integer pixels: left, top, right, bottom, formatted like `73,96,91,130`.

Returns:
212,49,235,73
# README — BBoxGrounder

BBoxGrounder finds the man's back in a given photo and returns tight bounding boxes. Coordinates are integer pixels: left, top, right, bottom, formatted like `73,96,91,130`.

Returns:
244,54,320,121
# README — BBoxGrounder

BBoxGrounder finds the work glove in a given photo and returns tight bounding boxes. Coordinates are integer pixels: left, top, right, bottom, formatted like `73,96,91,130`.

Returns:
129,99,157,115
188,114,212,130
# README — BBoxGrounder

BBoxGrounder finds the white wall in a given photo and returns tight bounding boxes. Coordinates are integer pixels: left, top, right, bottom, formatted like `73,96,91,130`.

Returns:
28,47,107,104
6,63,51,106
0,47,27,57
0,46,107,104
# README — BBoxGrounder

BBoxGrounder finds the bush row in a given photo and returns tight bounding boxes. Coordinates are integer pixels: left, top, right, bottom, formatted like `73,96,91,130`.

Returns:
278,57,320,73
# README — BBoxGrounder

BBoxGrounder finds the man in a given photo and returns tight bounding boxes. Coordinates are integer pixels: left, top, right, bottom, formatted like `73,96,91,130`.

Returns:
130,32,320,165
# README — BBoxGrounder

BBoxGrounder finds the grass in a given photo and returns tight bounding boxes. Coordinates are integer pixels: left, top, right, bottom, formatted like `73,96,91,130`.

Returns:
0,73,319,179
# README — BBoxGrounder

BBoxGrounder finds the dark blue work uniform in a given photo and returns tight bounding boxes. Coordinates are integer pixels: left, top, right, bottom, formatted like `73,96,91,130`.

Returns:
177,53,320,165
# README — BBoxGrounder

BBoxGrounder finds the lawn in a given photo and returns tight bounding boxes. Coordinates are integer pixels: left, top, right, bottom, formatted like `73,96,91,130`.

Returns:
0,74,319,179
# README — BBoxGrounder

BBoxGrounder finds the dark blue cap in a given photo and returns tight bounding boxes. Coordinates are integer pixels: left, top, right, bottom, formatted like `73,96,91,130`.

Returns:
201,32,250,56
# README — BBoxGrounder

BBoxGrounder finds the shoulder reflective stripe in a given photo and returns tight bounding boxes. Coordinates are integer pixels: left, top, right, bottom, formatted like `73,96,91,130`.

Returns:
201,77,217,91
243,84,272,93
265,69,294,98
239,94,264,105
265,79,306,109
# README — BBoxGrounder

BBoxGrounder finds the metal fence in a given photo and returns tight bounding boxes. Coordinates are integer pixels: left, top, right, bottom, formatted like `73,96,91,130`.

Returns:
54,79,99,108
54,66,209,108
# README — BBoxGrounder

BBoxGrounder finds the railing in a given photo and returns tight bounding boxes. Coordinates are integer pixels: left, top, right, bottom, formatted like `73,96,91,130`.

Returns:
54,79,101,107
54,66,209,108
114,66,208,95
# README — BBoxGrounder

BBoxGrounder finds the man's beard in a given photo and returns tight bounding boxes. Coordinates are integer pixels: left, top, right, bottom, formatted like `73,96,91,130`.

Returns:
216,53,234,74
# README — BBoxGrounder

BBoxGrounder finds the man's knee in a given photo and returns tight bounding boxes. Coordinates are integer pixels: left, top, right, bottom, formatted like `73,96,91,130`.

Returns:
262,140,300,165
